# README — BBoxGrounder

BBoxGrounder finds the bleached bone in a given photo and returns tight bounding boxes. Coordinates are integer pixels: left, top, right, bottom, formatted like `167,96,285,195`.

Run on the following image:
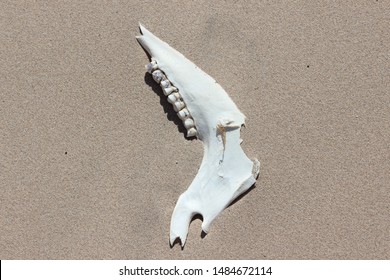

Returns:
136,24,260,247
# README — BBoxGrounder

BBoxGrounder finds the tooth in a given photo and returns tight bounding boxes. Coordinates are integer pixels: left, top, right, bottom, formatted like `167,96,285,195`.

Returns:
166,92,181,104
160,79,171,88
177,108,191,121
183,118,194,129
137,24,259,248
167,92,179,104
186,127,197,138
163,86,177,96
152,70,164,83
145,60,158,74
173,101,185,112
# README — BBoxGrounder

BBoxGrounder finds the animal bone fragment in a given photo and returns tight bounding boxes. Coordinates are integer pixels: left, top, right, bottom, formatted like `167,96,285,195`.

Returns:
136,24,260,247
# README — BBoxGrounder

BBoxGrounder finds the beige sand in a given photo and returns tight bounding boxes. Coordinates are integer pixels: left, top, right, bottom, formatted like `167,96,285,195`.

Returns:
1,1,389,259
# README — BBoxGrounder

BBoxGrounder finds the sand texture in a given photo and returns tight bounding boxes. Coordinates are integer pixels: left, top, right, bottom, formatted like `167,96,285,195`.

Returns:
1,1,389,259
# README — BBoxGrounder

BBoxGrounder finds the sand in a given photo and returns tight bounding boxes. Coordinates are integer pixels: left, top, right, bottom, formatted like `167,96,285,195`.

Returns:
1,1,389,259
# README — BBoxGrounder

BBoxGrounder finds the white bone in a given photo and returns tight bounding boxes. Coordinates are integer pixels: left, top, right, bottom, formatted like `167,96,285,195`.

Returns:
136,24,260,247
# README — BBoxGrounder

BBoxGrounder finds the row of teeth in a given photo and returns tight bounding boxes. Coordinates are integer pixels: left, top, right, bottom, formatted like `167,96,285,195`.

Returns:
146,61,197,138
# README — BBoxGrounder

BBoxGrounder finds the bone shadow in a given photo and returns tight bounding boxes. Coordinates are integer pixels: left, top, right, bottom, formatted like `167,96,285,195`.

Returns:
144,73,195,140
227,183,256,209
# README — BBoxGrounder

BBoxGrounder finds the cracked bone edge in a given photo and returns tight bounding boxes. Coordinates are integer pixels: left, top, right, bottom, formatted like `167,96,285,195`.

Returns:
136,24,260,247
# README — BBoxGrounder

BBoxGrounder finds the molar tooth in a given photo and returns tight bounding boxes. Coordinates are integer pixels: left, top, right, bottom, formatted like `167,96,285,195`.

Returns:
177,108,191,121
184,118,195,129
160,79,171,88
145,60,158,73
186,127,197,138
173,101,185,112
163,86,177,96
167,93,178,104
152,70,164,83
168,91,181,104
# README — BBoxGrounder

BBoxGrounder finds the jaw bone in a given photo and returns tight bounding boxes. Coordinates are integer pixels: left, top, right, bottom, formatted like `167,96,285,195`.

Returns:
136,24,260,247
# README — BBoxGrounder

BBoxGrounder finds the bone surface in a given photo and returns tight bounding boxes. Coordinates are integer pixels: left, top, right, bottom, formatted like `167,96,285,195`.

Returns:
136,24,260,247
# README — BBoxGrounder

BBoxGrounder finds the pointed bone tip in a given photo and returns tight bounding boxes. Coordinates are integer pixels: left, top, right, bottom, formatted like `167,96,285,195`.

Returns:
169,233,186,248
138,22,145,33
169,233,176,246
138,23,153,38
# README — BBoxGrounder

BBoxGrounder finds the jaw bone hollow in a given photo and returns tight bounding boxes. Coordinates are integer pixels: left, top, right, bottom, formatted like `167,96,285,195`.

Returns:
136,24,260,247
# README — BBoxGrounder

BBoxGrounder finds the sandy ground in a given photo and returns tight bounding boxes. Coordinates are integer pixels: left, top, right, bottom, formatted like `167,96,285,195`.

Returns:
1,1,389,259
